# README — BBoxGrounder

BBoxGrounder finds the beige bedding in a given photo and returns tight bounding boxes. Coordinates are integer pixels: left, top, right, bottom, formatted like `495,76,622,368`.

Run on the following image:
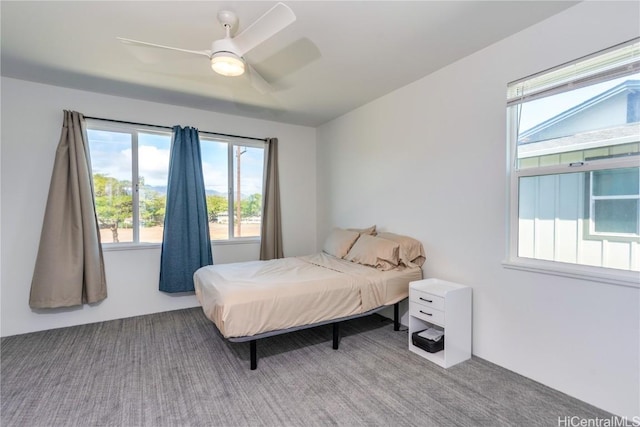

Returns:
194,253,422,338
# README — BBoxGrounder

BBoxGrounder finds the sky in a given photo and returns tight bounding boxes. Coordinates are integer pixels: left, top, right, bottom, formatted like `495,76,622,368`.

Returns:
87,130,264,196
518,73,639,133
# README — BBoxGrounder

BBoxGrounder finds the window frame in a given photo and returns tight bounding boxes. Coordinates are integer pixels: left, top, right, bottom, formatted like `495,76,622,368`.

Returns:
503,39,640,288
86,120,265,249
87,121,171,248
587,169,640,240
199,134,266,242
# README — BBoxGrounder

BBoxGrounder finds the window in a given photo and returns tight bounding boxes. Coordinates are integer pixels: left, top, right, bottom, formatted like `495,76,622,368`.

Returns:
507,39,640,278
200,137,264,241
590,168,639,236
87,121,265,245
87,125,171,244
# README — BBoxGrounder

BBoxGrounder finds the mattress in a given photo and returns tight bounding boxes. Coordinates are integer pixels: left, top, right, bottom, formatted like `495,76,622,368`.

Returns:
194,252,422,338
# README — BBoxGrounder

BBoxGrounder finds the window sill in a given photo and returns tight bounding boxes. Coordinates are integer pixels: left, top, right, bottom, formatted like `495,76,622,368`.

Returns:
211,238,261,246
101,238,260,251
102,242,162,252
502,258,639,289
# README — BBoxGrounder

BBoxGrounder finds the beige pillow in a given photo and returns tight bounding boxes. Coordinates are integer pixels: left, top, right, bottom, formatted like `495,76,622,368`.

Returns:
376,232,426,267
347,225,377,236
344,234,400,271
322,228,360,258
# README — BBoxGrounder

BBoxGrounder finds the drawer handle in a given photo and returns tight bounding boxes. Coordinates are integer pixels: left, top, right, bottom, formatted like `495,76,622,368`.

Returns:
419,297,433,303
419,310,433,316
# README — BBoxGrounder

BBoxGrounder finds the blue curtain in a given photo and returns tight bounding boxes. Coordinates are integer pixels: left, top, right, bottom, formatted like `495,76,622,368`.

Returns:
159,126,212,293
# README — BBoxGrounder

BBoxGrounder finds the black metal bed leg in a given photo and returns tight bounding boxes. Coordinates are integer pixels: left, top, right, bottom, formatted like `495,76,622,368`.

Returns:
250,340,257,370
394,302,400,331
332,322,340,350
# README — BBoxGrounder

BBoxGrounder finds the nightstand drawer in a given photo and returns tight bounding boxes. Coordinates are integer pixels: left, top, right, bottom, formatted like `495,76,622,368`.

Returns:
410,289,445,311
409,301,445,326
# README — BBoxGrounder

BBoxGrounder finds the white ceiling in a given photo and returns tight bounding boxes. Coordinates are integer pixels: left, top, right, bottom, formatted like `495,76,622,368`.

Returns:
1,1,578,127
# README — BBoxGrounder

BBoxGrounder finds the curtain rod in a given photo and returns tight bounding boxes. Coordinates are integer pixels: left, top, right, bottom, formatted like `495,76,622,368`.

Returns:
84,116,268,142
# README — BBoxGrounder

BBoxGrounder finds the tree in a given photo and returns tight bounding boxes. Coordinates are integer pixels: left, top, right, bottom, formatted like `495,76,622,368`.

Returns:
241,193,262,218
206,195,228,222
93,173,132,243
140,188,166,227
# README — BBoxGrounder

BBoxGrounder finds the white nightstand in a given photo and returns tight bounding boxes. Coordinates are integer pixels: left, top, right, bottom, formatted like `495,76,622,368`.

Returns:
408,278,472,368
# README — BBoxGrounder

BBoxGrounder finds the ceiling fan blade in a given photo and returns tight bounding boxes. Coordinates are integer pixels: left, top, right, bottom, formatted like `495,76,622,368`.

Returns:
232,2,296,56
117,37,211,58
247,64,274,94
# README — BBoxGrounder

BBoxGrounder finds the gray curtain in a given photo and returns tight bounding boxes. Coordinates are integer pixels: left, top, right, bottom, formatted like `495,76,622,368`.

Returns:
30,110,107,308
259,138,284,260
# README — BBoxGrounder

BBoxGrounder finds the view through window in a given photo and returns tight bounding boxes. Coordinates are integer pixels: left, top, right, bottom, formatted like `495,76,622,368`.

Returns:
87,123,264,244
507,39,640,273
200,138,264,240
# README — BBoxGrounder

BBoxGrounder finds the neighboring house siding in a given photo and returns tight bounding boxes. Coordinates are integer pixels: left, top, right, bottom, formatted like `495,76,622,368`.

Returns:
519,173,639,271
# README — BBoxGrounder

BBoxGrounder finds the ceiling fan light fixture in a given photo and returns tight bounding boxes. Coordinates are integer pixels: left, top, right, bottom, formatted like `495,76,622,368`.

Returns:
210,52,245,77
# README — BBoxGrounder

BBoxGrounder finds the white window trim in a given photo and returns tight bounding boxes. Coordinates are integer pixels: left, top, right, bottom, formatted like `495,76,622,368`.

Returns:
200,135,265,242
501,258,639,288
506,145,639,288
101,242,162,252
101,238,261,252
588,170,640,239
504,39,640,287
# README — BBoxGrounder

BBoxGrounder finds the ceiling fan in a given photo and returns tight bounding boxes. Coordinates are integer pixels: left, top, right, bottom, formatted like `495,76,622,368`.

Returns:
117,2,296,94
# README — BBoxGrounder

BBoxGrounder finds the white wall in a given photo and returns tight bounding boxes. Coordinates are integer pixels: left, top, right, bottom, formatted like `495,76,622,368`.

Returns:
317,1,639,419
1,77,316,337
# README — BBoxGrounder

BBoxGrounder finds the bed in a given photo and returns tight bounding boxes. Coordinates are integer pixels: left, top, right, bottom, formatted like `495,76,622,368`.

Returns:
194,228,425,369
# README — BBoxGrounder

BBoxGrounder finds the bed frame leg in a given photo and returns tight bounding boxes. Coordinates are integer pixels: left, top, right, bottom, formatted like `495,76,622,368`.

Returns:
250,340,257,370
394,302,400,331
332,322,340,350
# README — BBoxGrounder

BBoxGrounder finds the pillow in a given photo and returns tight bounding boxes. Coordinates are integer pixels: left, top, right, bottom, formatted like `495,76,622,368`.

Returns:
344,234,400,271
322,228,360,258
347,225,377,236
376,232,426,267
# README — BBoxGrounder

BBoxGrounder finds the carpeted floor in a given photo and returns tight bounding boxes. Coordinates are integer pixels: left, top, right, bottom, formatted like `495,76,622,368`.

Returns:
1,308,613,426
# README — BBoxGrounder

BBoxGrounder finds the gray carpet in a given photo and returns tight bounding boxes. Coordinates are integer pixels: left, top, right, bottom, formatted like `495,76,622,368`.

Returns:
1,308,613,427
